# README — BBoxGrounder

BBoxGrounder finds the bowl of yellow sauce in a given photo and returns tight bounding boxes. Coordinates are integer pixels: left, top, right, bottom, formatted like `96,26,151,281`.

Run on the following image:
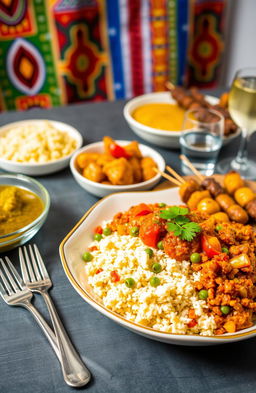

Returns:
123,92,219,148
0,174,50,252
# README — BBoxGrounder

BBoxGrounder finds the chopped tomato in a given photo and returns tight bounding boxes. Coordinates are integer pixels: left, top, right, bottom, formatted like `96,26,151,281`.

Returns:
133,203,152,217
88,245,98,252
94,226,103,234
96,268,103,274
110,270,120,282
201,234,221,258
109,143,130,159
139,220,161,248
230,254,251,268
187,320,198,328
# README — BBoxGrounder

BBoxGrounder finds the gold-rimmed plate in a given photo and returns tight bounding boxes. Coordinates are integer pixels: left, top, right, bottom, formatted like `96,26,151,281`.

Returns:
59,185,256,346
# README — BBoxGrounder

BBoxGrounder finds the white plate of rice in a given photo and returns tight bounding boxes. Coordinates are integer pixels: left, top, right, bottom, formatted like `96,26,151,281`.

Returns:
0,119,83,176
59,188,256,346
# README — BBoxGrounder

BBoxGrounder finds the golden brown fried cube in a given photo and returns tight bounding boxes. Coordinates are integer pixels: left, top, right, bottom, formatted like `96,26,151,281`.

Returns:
103,157,134,185
96,153,115,167
141,157,157,181
128,156,142,183
76,153,100,170
103,136,115,154
83,162,106,183
124,141,142,158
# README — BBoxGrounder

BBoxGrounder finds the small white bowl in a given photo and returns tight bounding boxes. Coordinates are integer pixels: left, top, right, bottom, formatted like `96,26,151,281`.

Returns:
59,187,256,345
123,92,240,149
70,140,165,197
0,119,83,176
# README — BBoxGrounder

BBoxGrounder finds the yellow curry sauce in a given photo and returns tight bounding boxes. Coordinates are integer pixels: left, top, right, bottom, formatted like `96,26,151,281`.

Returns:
0,185,44,235
132,103,185,131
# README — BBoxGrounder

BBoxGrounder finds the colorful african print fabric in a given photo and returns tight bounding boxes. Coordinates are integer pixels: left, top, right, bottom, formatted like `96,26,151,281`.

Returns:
0,0,227,111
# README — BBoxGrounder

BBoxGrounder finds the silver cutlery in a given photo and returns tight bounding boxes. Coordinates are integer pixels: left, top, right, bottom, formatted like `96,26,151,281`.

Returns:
19,244,91,387
0,256,60,358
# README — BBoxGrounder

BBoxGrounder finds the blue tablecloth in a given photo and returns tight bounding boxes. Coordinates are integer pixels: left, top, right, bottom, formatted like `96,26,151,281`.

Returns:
0,95,256,393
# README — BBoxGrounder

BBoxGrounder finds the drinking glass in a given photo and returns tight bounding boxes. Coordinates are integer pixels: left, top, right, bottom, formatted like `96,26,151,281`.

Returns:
180,108,224,176
217,67,256,179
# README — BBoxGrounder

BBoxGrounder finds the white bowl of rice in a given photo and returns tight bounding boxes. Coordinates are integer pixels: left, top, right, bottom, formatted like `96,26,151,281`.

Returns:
0,119,83,176
59,187,256,346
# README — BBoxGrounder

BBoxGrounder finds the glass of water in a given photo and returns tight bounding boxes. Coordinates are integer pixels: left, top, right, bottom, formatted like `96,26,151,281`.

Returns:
180,108,224,176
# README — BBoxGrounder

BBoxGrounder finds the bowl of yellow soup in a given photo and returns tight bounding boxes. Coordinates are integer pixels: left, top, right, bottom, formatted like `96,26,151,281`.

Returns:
123,92,231,149
0,173,50,252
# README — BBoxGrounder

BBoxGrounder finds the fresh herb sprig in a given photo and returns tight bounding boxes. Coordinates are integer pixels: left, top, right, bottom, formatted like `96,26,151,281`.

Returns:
159,206,201,241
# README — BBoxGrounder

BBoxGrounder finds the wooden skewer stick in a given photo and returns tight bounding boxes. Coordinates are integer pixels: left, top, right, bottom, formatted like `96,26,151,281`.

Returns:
179,155,205,182
153,168,182,187
166,165,185,184
165,81,175,91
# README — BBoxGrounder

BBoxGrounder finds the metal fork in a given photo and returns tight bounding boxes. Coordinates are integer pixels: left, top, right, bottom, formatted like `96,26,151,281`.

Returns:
0,256,60,359
19,244,91,387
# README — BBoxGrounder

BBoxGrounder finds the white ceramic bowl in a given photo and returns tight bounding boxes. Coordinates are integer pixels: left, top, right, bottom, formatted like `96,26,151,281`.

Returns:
0,119,83,176
59,187,256,346
123,92,240,148
70,141,165,197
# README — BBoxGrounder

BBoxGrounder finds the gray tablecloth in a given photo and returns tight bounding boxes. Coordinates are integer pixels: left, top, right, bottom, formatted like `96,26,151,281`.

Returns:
0,96,256,393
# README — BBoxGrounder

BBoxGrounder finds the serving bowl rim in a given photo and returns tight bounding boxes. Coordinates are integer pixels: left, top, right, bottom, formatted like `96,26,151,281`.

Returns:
0,173,50,240
59,186,256,342
0,119,83,168
70,140,165,190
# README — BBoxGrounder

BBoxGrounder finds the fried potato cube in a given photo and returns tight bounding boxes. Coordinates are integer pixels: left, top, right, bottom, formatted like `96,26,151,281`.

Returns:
129,156,142,183
96,153,115,167
103,157,134,185
124,141,142,158
187,190,210,210
141,157,157,181
76,153,100,170
83,162,106,183
103,136,115,154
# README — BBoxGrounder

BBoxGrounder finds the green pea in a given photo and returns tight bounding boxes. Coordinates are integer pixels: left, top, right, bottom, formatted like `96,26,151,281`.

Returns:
125,277,135,288
198,289,208,300
130,226,139,236
94,233,103,241
150,276,160,287
152,263,162,273
157,241,164,250
215,224,223,232
222,247,229,254
158,202,166,207
82,252,93,262
220,305,231,315
145,248,154,258
190,252,201,264
103,227,112,236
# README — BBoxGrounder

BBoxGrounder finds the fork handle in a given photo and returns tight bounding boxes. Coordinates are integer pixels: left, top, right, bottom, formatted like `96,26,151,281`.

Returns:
41,291,91,387
23,302,60,361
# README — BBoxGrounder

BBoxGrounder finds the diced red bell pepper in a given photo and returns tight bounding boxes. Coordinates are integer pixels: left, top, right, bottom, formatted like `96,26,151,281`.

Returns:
88,245,98,252
94,226,103,234
110,270,120,282
201,234,221,258
96,268,103,274
133,203,152,217
109,143,130,159
230,254,250,268
187,320,198,328
139,222,161,248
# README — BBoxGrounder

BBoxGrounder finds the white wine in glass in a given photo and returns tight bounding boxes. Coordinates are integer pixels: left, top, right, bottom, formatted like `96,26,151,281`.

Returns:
217,67,256,179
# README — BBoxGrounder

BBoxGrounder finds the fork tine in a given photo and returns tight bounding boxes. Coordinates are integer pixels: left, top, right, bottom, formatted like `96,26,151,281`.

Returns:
0,278,8,298
28,244,42,280
33,244,49,280
0,268,13,295
23,246,36,282
4,257,24,289
19,247,30,283
0,258,20,292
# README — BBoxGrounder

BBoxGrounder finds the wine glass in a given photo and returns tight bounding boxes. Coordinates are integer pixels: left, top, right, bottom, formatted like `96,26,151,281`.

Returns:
217,67,256,179
180,107,224,176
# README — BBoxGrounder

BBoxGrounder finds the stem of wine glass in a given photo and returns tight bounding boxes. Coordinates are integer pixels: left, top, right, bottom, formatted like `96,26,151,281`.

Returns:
231,128,249,171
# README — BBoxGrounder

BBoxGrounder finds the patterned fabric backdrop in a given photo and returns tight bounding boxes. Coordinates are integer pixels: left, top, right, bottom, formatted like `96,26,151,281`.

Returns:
0,0,227,111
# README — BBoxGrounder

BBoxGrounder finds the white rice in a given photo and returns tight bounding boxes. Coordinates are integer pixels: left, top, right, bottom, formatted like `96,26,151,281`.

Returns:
84,232,216,335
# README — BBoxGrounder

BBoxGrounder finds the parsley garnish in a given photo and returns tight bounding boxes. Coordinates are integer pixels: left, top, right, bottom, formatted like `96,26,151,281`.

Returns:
159,206,201,241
